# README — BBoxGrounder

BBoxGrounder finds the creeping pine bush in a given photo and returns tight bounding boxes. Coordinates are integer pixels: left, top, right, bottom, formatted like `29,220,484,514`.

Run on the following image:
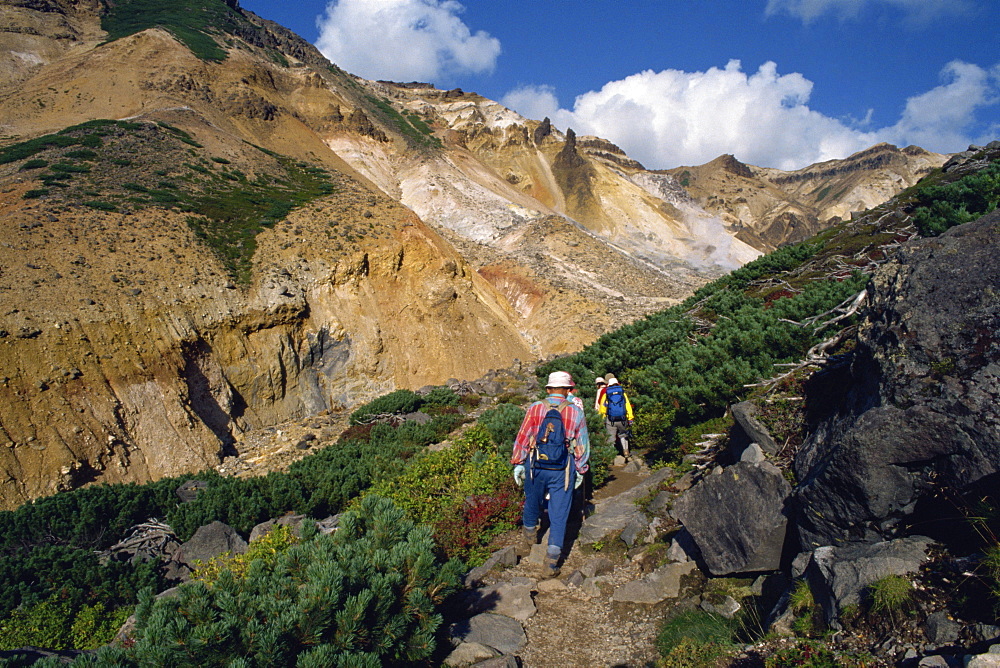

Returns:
477,403,525,450
92,496,463,667
350,388,424,423
911,160,1000,236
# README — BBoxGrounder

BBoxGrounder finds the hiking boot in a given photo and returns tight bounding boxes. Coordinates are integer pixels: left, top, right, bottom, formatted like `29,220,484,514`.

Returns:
543,549,561,578
516,526,537,557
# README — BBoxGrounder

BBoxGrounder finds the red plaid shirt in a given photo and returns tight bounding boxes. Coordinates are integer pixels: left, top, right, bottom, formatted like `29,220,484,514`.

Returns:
511,394,590,473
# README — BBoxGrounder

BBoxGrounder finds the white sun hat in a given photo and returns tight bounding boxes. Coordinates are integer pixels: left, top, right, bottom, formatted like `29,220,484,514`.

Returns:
545,371,575,388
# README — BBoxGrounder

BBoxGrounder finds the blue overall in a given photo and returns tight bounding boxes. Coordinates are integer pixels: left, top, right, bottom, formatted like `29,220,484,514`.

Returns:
523,466,577,556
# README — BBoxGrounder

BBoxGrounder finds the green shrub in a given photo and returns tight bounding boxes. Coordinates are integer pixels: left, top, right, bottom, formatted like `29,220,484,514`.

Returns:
363,425,498,524
537,269,867,463
788,578,825,636
984,544,1000,601
659,637,735,668
656,609,736,659
459,393,481,409
867,574,913,615
100,0,255,62
423,386,459,407
23,188,49,199
789,578,815,613
97,496,463,666
0,594,132,651
584,404,616,488
20,159,48,170
350,388,424,424
71,602,132,650
65,149,98,159
911,160,1000,236
764,640,873,667
477,403,525,450
634,402,678,461
192,524,300,585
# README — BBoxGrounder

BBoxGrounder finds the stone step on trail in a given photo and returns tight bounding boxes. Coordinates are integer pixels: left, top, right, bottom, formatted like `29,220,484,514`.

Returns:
446,457,680,666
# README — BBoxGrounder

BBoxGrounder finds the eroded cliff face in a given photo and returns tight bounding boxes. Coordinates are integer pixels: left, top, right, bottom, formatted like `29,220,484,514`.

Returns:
0,172,534,507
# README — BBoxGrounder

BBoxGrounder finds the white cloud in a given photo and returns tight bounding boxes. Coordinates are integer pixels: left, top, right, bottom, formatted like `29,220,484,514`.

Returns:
764,0,974,24
500,85,560,123
503,60,999,170
882,60,1000,151
315,0,501,83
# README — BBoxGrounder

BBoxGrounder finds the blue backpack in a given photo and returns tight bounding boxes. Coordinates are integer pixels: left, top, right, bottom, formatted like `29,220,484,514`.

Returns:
605,385,627,421
531,400,571,471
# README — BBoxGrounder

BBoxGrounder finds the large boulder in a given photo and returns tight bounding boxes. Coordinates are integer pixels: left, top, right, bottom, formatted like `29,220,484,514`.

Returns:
672,461,792,575
174,521,248,569
795,211,1000,547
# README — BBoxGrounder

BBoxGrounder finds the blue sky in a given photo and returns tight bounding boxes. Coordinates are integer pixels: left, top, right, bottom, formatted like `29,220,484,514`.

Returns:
240,0,999,170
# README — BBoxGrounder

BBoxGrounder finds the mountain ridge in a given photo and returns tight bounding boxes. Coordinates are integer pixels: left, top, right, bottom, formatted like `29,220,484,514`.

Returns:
0,0,951,506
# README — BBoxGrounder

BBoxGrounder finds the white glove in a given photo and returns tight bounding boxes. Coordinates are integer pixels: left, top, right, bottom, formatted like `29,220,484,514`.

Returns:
513,464,525,487
574,472,584,489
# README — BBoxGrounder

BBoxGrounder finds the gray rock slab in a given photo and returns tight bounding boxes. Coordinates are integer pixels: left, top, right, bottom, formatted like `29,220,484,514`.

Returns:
701,595,741,619
647,490,672,515
925,610,961,645
464,546,518,587
794,211,1000,547
450,613,527,655
444,642,499,667
578,468,673,546
966,656,1000,668
623,459,643,473
582,575,613,598
666,528,700,564
537,578,567,593
740,443,767,463
566,570,586,588
611,561,698,605
806,535,934,624
731,401,779,454
461,581,536,622
620,516,647,547
472,657,519,668
525,542,548,565
249,514,307,542
580,556,615,578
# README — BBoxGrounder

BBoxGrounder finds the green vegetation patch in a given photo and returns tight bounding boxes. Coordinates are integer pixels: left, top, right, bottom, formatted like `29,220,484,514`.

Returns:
91,497,463,666
365,94,442,149
657,609,737,663
910,159,1000,236
100,0,252,62
6,119,337,283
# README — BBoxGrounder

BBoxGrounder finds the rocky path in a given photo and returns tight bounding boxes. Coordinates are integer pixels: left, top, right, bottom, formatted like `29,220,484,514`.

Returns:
445,459,691,667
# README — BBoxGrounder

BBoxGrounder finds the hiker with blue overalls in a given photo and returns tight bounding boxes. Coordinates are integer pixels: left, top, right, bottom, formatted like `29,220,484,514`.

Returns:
511,371,590,577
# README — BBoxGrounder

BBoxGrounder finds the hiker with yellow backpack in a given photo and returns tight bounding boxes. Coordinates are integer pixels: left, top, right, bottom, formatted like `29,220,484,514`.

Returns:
599,375,634,461
511,371,590,577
